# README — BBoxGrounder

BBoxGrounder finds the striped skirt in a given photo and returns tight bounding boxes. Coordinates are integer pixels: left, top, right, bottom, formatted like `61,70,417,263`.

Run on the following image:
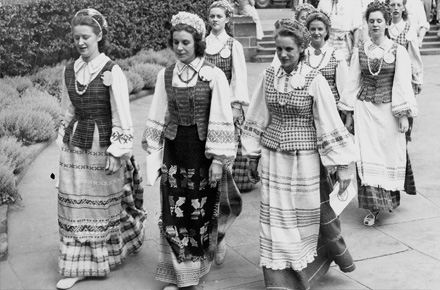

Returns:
58,131,145,277
259,148,320,271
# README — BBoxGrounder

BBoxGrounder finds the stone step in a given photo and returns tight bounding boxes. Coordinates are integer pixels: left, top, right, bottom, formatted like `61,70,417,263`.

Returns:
421,41,440,49
424,35,439,42
420,47,440,55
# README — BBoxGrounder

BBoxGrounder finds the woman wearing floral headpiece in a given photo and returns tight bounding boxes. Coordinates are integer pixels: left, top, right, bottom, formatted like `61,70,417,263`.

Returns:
339,1,418,227
205,0,250,266
56,8,145,290
141,11,235,290
241,19,357,289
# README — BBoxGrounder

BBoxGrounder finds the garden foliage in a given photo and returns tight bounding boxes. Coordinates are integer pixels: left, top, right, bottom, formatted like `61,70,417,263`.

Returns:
0,0,214,77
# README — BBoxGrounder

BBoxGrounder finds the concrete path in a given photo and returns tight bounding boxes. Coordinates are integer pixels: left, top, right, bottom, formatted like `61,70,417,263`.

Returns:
2,9,440,290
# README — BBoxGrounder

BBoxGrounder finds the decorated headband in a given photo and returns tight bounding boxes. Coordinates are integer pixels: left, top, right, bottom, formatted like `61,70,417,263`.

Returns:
276,19,311,49
295,3,315,14
305,9,332,27
366,0,391,23
171,11,206,38
74,8,108,32
209,0,234,16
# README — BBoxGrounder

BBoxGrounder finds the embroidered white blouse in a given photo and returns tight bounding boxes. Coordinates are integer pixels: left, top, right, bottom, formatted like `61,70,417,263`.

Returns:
318,0,363,32
305,43,349,100
338,38,418,117
241,62,358,167
205,30,249,106
389,19,424,85
58,53,133,159
141,57,236,162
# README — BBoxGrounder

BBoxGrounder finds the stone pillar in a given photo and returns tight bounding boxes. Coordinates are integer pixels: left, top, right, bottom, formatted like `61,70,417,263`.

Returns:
230,16,257,62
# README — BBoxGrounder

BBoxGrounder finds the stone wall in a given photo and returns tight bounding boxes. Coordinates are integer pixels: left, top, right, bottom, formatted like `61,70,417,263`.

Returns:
231,16,257,62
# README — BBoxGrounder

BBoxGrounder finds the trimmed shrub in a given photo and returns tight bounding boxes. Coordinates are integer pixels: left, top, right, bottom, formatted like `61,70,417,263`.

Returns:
0,136,29,174
30,62,65,100
0,0,214,76
133,49,176,67
130,63,163,89
124,70,144,94
19,88,62,126
1,76,34,94
0,109,56,144
0,81,20,109
0,160,18,205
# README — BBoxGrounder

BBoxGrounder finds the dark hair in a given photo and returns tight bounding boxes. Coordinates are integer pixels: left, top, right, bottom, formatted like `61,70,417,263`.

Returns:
207,4,234,37
366,1,392,25
305,12,331,41
71,15,110,53
275,28,308,62
385,0,408,20
168,23,206,58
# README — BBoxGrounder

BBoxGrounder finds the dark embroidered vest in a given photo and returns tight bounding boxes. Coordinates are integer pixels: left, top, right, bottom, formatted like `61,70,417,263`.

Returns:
63,60,114,149
205,38,234,84
317,50,340,103
357,43,397,104
261,66,319,151
163,62,214,141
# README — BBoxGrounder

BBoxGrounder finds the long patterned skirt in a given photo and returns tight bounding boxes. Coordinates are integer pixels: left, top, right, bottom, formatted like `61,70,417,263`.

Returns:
156,125,220,287
58,130,145,277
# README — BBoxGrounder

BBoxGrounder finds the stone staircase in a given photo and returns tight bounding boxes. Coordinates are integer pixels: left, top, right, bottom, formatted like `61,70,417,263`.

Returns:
253,24,440,62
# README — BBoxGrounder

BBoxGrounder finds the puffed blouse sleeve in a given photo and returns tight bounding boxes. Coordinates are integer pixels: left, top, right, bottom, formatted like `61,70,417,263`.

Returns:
230,39,250,106
106,64,133,159
310,73,358,167
405,25,424,85
57,67,75,148
391,45,418,118
205,66,236,161
241,71,270,158
337,47,362,112
334,49,350,102
141,68,167,155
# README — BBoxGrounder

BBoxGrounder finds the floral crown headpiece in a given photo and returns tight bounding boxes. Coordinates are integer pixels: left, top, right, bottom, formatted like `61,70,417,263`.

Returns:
275,19,311,49
210,0,234,16
74,8,108,33
295,3,315,14
366,0,391,24
171,12,206,38
305,9,332,27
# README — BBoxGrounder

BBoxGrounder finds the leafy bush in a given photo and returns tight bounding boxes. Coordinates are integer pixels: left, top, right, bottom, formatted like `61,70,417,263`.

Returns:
0,160,18,205
0,136,29,174
133,49,176,67
0,0,214,77
124,70,144,94
30,62,66,100
19,88,62,125
1,76,34,94
0,109,56,144
130,63,163,89
0,81,19,109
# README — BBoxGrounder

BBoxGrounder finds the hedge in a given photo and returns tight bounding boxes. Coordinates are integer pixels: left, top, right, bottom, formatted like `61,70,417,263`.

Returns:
0,0,215,77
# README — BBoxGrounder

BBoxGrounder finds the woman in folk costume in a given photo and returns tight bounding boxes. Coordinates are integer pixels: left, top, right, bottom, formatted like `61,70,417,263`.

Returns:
271,4,316,67
387,0,424,194
318,0,364,64
339,1,418,227
237,0,265,39
205,0,250,266
56,8,145,290
241,19,357,290
141,12,235,290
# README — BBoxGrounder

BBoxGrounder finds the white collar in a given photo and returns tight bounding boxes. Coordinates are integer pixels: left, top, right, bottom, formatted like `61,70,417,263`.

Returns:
390,19,406,30
366,38,392,51
206,30,230,54
176,57,204,75
307,42,331,55
74,53,109,73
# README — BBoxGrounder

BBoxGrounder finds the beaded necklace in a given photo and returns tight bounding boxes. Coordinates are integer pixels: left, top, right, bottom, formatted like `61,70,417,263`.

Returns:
367,51,385,76
74,69,93,95
307,49,327,70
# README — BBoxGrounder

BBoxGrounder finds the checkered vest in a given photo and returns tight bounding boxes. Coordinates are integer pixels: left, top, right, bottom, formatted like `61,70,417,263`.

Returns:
391,22,411,48
163,62,213,141
315,50,340,103
357,43,397,104
63,60,114,149
205,38,234,84
261,66,319,151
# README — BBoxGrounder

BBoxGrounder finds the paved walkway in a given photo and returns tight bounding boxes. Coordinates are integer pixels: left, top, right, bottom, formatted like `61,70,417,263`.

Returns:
2,9,440,290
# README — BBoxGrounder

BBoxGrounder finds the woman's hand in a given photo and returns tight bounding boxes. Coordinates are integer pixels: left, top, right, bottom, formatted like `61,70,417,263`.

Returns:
106,155,122,175
337,166,352,194
209,162,223,188
412,83,422,95
247,159,260,184
344,112,354,133
399,115,409,133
